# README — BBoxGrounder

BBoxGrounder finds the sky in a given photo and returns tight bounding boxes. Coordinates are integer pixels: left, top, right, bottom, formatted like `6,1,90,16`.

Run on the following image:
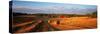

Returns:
12,1,97,14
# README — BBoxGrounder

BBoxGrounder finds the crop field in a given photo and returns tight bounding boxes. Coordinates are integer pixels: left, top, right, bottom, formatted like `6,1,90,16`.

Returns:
48,17,97,30
12,15,97,33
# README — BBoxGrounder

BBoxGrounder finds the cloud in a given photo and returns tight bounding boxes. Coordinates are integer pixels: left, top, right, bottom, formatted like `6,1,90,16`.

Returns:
12,5,97,14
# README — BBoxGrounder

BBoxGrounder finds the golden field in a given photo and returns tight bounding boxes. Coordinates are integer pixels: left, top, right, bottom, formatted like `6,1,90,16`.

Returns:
48,17,97,30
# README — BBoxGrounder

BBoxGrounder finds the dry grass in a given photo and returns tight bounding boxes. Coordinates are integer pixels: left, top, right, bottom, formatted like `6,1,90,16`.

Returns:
48,17,97,30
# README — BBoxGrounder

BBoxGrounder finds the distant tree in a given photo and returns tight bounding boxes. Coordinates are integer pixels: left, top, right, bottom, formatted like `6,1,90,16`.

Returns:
92,11,97,15
91,11,97,18
88,11,97,18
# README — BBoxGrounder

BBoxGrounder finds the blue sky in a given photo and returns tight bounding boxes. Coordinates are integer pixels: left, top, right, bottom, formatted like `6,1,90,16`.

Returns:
12,1,97,14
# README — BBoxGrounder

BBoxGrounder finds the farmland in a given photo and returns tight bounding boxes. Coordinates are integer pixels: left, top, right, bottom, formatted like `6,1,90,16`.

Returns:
11,14,97,33
48,17,97,30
